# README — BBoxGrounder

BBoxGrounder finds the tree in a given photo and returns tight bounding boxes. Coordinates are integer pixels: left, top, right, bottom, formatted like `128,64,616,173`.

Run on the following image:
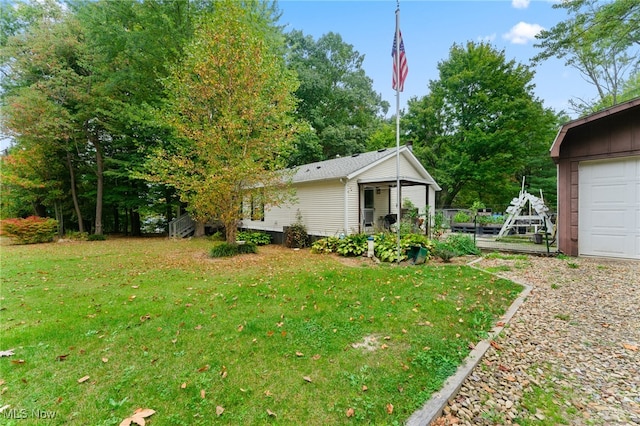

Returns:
145,0,298,243
405,42,559,209
1,3,90,231
285,30,389,164
534,0,640,114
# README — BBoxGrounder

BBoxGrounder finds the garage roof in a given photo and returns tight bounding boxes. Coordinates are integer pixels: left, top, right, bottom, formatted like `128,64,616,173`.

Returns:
550,97,640,161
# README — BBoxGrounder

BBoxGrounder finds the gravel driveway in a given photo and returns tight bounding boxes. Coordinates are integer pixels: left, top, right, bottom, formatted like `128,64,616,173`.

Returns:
433,255,640,426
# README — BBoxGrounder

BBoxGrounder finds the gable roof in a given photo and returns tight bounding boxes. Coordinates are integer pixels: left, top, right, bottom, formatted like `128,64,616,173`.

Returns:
550,97,640,160
291,145,441,190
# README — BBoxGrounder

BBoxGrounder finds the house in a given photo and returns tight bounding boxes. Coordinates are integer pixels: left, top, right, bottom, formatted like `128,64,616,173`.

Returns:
241,145,441,242
550,97,640,259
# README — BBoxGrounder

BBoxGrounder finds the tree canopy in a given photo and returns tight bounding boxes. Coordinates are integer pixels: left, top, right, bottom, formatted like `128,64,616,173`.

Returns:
405,42,560,209
534,0,640,114
144,0,298,243
284,30,389,165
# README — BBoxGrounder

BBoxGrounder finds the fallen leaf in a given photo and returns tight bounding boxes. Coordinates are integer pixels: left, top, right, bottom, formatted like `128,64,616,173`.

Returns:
77,375,90,383
361,385,368,392
384,336,391,340
10,359,25,365
386,403,394,414
237,325,244,332
622,343,638,351
0,349,15,357
180,382,187,389
505,375,516,382
194,325,202,330
295,351,304,357
381,343,389,350
197,364,210,372
346,408,355,417
266,409,276,417
216,406,224,416
312,354,321,360
496,321,505,327
200,389,206,399
119,408,155,426
498,364,511,372
56,354,69,362
264,390,273,397
303,376,312,383
490,340,503,350
102,357,108,363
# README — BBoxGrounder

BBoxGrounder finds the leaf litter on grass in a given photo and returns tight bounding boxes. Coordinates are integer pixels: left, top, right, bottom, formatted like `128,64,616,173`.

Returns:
0,239,522,424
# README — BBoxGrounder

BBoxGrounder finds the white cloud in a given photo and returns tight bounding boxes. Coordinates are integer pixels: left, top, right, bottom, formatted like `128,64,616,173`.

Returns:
503,22,544,44
512,0,530,9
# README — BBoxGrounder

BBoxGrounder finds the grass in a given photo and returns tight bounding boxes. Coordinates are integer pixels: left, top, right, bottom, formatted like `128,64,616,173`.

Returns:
0,238,522,425
514,366,579,426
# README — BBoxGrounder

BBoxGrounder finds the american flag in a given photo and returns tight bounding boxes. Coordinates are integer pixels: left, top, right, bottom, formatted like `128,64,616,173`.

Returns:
392,30,408,92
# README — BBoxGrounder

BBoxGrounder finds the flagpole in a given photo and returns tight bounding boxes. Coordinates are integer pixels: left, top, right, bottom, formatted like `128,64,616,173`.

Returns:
395,5,401,264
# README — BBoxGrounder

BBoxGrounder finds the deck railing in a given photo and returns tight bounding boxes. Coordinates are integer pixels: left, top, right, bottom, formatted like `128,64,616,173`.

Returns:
168,213,195,238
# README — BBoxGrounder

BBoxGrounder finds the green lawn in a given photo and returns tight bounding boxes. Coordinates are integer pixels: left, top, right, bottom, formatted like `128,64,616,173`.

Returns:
0,238,522,425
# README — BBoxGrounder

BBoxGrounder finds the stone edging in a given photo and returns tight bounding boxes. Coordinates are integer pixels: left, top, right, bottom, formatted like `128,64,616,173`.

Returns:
405,257,533,426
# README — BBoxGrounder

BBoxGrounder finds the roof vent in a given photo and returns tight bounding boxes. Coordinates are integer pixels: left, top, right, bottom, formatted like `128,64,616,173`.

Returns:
316,166,321,169
351,153,359,157
305,169,310,172
377,148,387,152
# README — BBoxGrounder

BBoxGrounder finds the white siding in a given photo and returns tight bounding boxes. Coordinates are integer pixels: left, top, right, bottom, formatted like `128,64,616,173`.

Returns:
357,155,421,181
242,180,348,237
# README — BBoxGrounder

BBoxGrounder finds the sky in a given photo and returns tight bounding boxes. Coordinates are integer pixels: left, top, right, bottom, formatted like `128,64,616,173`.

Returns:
277,0,594,117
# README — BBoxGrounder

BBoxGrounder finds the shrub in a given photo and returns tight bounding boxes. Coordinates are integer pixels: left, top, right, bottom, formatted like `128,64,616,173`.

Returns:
374,234,407,263
336,234,367,257
65,231,89,241
444,233,481,256
433,241,458,262
452,211,471,223
0,216,58,244
88,234,106,241
311,236,340,254
209,241,257,258
285,211,308,248
237,231,271,246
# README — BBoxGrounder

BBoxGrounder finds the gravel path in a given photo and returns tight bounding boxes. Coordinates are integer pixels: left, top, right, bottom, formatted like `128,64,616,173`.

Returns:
432,255,640,426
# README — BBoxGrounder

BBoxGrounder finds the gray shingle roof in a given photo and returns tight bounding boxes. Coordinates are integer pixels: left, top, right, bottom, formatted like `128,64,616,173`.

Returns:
291,147,400,183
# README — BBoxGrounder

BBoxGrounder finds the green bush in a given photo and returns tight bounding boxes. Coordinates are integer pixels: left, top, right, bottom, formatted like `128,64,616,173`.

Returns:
88,234,106,241
452,211,471,223
336,234,367,257
209,241,257,258
237,231,271,246
0,216,58,244
444,233,481,256
433,241,458,262
65,231,89,241
374,234,411,263
311,236,340,254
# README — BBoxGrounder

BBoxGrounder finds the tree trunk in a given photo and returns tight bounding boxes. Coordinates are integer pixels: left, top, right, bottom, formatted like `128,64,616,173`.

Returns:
130,209,141,236
194,221,205,237
92,138,104,236
67,152,84,233
225,220,236,243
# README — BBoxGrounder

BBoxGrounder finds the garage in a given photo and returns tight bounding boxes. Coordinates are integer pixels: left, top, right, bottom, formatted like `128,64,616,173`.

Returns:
550,97,640,258
578,157,640,259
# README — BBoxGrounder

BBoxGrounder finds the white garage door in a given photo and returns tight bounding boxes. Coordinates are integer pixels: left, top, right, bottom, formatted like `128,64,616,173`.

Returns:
579,157,640,259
